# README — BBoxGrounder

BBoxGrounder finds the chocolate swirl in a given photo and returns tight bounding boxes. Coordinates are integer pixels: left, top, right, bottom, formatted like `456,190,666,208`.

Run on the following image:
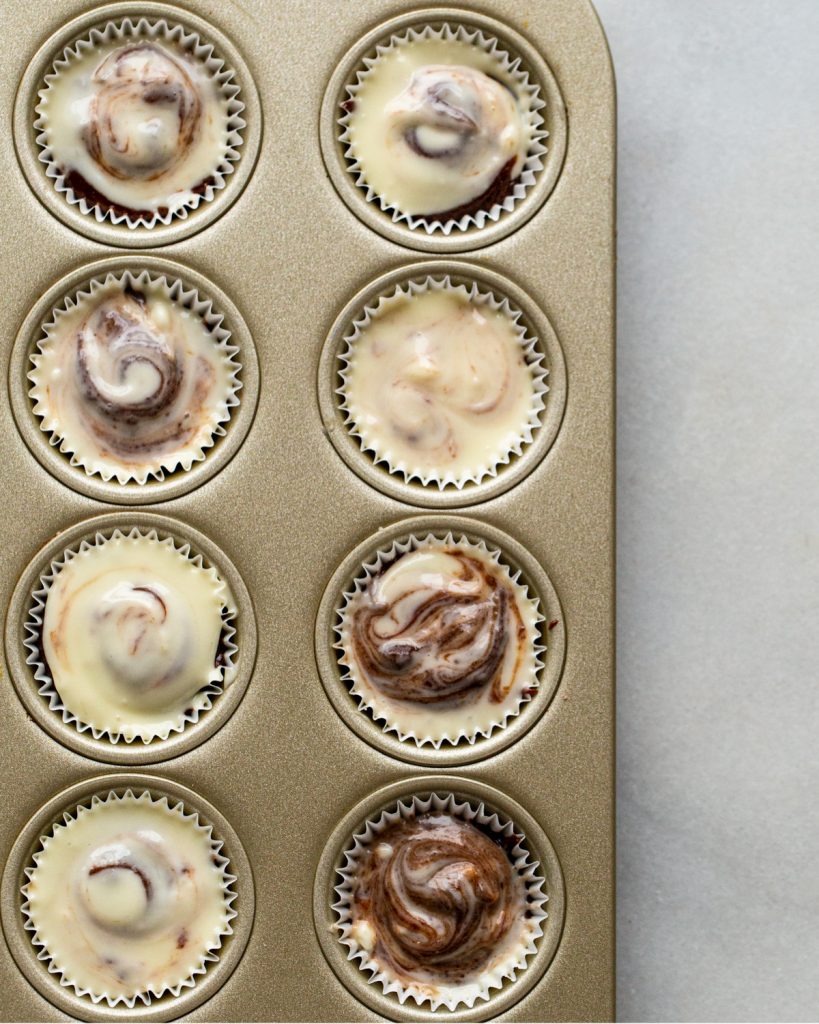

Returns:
349,547,526,705
384,65,527,218
84,43,202,182
78,832,189,938
70,287,216,462
353,813,522,979
39,533,228,740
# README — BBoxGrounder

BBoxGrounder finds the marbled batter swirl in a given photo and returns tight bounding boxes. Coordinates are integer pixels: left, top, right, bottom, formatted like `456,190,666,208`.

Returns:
29,280,237,484
350,812,525,985
40,532,229,740
346,37,532,220
342,286,541,484
40,38,232,218
340,539,539,744
24,793,232,1002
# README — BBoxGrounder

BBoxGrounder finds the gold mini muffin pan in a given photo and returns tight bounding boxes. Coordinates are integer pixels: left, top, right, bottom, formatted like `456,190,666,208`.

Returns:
0,0,614,1020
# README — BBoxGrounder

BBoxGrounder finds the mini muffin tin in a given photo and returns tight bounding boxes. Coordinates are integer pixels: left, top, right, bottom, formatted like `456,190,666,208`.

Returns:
0,0,614,1020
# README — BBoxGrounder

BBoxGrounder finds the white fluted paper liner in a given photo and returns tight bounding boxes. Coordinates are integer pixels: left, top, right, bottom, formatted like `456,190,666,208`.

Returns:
335,532,544,748
338,23,547,235
333,791,548,1011
28,269,242,485
21,789,237,1008
337,274,548,489
34,17,245,228
23,527,238,744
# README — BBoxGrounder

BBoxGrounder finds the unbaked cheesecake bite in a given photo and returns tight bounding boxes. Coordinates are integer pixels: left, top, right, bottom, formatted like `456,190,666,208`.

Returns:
341,284,543,487
24,791,233,1003
39,36,234,222
344,34,534,223
338,536,541,745
29,277,239,484
38,531,231,741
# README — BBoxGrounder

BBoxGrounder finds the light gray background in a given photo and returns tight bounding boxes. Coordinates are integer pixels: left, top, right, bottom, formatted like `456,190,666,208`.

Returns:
592,1,819,1021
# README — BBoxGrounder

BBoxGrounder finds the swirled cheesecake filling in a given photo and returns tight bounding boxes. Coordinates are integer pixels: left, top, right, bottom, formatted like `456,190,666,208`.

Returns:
41,533,228,740
341,542,538,742
343,288,539,482
346,38,532,219
350,812,528,991
25,794,231,1000
41,40,231,217
30,281,236,483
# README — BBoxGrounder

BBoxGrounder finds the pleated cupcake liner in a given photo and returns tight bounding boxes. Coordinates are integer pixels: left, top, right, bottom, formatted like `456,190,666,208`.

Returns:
333,790,548,1011
23,526,238,744
34,16,245,228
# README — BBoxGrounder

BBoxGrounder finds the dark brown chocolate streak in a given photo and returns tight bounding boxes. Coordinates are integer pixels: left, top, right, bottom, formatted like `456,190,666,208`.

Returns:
76,310,183,425
350,551,510,704
62,169,216,221
131,585,168,621
85,43,201,182
356,813,517,978
88,860,152,900
420,156,518,223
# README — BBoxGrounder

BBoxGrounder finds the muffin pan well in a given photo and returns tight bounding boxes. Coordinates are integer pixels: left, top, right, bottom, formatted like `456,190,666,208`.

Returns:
0,1,614,1020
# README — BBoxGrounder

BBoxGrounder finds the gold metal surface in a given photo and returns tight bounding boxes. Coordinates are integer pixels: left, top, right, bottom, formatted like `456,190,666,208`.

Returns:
0,0,615,1020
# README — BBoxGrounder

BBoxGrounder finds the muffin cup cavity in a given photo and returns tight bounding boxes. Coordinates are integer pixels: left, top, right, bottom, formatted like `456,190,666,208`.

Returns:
314,777,565,1022
28,268,242,486
5,512,257,765
336,273,548,491
9,255,259,504
319,261,567,508
13,2,262,247
1,774,255,1022
315,515,565,768
320,8,567,252
335,531,544,749
34,16,244,230
22,789,236,1008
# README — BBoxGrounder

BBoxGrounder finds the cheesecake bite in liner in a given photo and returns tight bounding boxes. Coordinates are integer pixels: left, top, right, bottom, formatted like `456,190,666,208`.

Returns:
22,789,236,1007
336,533,543,748
339,23,547,233
338,275,547,489
25,528,237,744
34,17,245,227
334,792,547,1010
28,270,241,485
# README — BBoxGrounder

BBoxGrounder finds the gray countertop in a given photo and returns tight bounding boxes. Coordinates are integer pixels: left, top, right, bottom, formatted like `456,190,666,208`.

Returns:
593,1,819,1020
